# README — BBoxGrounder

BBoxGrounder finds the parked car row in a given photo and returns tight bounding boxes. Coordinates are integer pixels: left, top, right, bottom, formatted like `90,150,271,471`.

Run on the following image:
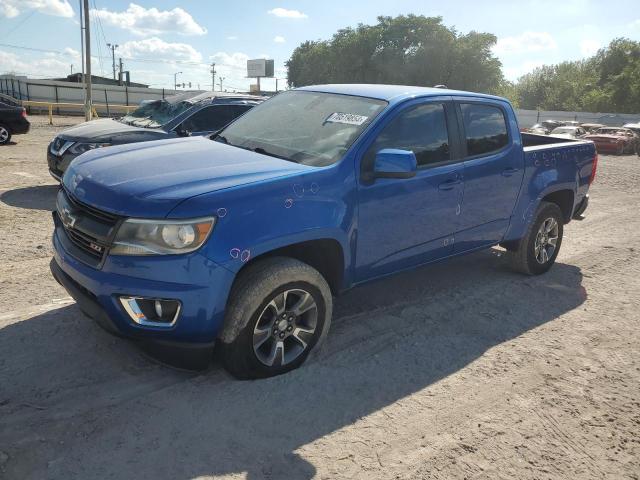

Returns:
524,119,640,155
47,91,265,179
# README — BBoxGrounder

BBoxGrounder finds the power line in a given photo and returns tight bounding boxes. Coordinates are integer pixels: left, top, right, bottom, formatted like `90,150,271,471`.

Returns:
0,42,247,71
0,9,36,40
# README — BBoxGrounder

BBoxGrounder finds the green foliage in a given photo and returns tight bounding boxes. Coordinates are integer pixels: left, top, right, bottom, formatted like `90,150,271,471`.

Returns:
286,15,504,94
513,38,640,113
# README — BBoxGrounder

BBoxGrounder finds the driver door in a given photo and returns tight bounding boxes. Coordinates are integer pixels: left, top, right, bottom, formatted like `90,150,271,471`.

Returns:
355,99,464,282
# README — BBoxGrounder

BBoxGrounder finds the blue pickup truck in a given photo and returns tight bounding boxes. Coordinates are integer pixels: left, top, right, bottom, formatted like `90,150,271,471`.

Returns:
50,84,596,378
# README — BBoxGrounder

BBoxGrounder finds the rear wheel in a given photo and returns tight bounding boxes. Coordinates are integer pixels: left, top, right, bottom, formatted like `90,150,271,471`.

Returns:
509,201,564,275
218,257,332,379
0,125,11,145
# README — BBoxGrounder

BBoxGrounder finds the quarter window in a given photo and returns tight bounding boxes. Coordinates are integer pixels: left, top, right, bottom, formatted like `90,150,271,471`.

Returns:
364,103,450,171
460,103,508,157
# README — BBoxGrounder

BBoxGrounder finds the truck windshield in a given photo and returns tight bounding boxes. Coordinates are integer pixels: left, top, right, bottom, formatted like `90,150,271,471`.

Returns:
119,99,193,128
216,91,387,167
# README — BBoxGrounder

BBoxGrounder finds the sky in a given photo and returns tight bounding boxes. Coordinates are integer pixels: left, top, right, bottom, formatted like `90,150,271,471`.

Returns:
1,0,640,92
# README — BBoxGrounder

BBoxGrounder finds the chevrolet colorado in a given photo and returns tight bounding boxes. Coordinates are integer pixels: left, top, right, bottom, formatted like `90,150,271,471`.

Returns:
50,84,596,378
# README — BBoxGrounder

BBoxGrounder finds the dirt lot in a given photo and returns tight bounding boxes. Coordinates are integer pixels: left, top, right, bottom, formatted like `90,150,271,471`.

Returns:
0,115,639,479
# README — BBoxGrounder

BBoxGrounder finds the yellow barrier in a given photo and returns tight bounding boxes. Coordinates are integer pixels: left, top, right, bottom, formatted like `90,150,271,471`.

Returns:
0,93,137,125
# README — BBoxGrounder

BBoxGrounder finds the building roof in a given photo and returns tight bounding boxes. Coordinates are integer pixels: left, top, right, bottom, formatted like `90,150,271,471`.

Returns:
296,83,506,104
51,73,149,88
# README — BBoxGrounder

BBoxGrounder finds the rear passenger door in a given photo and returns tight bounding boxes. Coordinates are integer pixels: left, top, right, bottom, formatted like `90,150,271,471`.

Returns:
356,98,464,281
453,99,524,252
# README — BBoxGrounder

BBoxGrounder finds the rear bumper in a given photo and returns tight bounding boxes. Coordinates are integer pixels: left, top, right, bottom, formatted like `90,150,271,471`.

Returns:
11,120,30,135
51,223,236,346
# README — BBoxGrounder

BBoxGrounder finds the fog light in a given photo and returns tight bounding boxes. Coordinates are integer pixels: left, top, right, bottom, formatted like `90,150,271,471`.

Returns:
119,296,181,327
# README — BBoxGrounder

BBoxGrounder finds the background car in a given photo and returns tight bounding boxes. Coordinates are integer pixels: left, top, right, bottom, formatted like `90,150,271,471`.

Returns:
0,101,30,145
623,122,640,136
581,123,606,134
584,127,639,155
549,126,587,139
47,91,265,180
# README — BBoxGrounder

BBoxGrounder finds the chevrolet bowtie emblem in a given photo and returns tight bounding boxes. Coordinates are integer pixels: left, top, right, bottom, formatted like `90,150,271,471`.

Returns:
60,206,77,229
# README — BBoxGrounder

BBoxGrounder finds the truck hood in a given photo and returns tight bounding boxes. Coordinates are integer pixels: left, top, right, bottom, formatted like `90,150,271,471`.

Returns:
58,118,163,142
63,136,310,217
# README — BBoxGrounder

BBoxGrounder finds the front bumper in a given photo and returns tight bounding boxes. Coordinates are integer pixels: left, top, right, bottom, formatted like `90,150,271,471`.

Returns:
51,222,235,346
47,148,77,181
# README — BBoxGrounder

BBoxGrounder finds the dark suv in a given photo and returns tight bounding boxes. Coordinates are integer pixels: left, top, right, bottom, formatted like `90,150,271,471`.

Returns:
0,101,30,145
48,91,264,180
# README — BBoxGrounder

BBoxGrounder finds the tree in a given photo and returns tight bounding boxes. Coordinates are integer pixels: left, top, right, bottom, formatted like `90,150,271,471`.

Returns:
512,38,640,113
286,15,504,94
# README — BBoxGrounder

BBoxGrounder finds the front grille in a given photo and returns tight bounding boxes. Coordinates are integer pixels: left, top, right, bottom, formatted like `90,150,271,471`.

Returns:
56,189,120,266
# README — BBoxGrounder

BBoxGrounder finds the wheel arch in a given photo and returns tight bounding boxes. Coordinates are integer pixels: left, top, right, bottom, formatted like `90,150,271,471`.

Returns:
231,237,346,295
541,189,575,224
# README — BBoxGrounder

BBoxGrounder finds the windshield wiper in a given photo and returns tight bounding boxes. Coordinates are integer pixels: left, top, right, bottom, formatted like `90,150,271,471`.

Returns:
251,147,294,162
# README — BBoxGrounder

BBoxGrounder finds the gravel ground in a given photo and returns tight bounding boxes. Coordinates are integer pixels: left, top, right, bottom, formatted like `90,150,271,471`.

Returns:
0,115,639,479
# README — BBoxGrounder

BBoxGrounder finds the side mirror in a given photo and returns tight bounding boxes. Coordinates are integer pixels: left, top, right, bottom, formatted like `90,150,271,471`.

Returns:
373,149,417,179
175,124,192,137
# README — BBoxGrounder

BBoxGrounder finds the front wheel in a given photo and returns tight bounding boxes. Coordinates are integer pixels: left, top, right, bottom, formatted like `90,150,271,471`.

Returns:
218,257,332,379
509,201,564,275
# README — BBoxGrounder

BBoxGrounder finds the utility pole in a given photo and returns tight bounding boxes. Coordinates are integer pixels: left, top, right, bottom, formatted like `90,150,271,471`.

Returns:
83,0,92,121
118,58,123,85
210,63,215,92
218,76,225,92
107,43,118,80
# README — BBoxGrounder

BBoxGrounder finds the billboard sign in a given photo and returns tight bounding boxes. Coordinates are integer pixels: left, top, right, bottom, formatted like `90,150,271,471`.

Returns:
247,59,274,78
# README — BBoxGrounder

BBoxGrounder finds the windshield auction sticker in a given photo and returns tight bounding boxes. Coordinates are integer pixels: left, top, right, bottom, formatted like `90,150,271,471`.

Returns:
325,112,369,126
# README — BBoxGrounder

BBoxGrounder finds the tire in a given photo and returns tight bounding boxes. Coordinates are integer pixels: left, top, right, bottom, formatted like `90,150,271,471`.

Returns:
218,257,332,379
508,201,564,275
0,124,11,145
616,143,624,155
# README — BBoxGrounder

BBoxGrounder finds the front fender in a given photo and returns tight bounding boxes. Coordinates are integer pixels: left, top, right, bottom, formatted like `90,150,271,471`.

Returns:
167,164,356,275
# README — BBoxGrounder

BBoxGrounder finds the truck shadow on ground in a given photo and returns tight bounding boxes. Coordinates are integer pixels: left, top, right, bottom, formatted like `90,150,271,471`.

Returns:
0,250,586,479
0,184,58,211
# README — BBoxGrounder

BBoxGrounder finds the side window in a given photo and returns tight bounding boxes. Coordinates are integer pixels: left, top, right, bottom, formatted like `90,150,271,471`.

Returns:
182,105,251,132
460,103,508,157
363,103,450,172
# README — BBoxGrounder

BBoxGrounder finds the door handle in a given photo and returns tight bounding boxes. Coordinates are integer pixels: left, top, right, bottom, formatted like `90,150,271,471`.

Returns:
438,178,462,191
502,167,519,177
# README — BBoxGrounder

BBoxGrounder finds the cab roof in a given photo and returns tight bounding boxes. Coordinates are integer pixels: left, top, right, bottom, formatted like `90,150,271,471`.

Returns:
296,83,507,104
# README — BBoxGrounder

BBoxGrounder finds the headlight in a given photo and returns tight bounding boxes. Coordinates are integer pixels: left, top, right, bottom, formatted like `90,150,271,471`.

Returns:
110,217,215,255
69,142,111,155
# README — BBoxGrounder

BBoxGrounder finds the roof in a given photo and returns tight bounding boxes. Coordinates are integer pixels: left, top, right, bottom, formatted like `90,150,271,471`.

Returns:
296,84,506,104
163,90,265,104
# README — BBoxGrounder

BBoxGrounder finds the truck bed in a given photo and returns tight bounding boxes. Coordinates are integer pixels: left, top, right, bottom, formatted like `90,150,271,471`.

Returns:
521,132,585,149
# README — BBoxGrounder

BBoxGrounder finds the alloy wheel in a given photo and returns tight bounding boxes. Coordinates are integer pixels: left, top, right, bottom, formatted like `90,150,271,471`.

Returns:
252,289,318,367
534,217,559,264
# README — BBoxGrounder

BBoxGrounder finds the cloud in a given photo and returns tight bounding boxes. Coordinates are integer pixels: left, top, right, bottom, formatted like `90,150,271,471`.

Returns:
91,3,206,36
267,7,308,19
580,39,601,57
273,36,285,43
119,38,203,63
1,0,73,18
493,32,557,55
0,48,99,78
226,36,238,40
503,60,546,81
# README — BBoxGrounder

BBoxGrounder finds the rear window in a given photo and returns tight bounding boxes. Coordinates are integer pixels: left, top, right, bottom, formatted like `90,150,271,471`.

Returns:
460,103,509,157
